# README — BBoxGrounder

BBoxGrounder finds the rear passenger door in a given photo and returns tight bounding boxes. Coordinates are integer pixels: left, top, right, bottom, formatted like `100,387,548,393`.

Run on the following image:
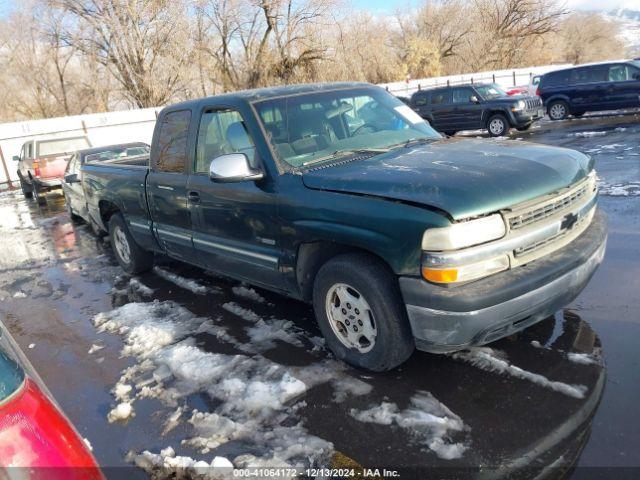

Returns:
146,110,196,261
607,64,640,110
569,66,607,111
451,87,483,129
187,106,285,289
428,89,454,131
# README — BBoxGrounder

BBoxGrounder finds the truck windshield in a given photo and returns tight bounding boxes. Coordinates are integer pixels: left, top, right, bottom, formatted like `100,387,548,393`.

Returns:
37,137,90,157
475,84,509,99
253,87,440,168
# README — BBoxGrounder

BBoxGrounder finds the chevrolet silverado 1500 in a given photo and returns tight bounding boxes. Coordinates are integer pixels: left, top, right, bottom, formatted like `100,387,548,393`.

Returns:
78,83,607,372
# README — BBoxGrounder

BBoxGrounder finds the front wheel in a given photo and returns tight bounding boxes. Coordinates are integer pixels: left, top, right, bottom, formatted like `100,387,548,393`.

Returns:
548,100,569,121
32,181,46,205
487,114,509,137
312,253,414,372
19,175,33,199
108,213,154,274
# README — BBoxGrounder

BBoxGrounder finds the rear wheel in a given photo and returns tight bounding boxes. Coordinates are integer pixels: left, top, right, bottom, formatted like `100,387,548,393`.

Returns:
548,100,569,121
32,181,46,205
443,130,457,137
312,253,414,372
19,175,33,199
487,114,509,137
108,213,154,274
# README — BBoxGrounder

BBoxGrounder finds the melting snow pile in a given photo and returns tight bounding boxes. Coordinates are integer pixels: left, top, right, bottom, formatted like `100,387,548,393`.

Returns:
451,348,588,399
153,266,210,294
572,131,607,138
93,300,335,473
232,285,266,304
598,181,640,197
567,352,601,366
350,391,468,460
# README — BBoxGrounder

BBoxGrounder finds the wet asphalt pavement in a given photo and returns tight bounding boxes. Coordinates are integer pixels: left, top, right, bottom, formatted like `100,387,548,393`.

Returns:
0,112,639,479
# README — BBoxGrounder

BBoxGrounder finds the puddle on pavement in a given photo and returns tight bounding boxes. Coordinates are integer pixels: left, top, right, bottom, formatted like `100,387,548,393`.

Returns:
0,190,605,479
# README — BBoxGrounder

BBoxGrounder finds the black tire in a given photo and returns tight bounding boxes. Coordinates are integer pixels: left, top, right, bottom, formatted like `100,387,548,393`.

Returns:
32,181,46,205
108,213,153,274
312,253,414,372
19,175,33,199
572,110,586,118
516,123,532,132
443,130,457,137
487,114,509,137
548,100,569,121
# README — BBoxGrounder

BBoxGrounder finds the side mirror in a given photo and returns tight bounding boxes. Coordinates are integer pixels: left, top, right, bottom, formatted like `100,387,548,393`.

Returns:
12,156,20,162
469,95,480,103
209,153,263,183
64,173,79,184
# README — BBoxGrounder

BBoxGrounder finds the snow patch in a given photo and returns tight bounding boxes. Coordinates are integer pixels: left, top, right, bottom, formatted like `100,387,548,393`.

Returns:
153,266,208,294
88,344,104,354
12,291,27,298
130,447,232,478
129,278,154,296
232,285,266,304
572,131,607,138
108,402,134,423
598,181,640,197
567,352,600,366
351,391,468,460
451,348,587,399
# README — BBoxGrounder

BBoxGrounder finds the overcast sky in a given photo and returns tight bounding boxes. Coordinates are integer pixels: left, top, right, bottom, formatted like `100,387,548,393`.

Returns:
565,0,640,10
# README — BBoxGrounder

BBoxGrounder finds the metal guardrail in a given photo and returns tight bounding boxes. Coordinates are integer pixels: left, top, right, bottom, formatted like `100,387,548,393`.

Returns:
385,72,535,96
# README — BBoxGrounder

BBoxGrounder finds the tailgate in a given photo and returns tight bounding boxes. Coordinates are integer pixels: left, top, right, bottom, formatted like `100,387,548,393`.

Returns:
36,155,70,180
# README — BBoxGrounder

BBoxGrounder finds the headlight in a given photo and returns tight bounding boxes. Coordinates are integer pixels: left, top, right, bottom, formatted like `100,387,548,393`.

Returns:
422,254,510,284
511,100,526,111
422,214,506,251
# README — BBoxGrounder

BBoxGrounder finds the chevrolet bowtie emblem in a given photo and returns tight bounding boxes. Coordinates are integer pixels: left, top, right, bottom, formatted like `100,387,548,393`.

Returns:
561,212,579,230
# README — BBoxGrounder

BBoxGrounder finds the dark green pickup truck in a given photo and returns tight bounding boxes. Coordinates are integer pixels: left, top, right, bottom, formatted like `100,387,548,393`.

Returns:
79,82,607,371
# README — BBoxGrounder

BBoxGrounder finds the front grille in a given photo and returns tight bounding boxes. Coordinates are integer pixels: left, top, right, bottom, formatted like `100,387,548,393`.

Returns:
513,214,590,257
509,181,591,230
525,97,542,110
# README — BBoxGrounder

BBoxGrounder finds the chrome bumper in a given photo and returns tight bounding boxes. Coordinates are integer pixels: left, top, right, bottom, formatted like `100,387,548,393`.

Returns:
402,209,607,352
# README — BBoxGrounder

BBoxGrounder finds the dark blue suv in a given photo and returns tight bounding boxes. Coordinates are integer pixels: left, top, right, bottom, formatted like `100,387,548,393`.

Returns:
539,60,640,120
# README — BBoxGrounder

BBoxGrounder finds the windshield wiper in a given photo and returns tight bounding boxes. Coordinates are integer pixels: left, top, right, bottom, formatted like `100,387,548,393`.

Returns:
388,137,435,150
302,148,390,167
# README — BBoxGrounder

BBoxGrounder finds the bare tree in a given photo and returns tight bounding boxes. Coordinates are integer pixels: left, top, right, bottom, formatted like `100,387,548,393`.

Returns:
53,0,190,108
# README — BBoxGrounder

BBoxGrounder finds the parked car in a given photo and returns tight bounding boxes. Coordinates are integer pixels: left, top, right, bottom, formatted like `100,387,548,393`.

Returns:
62,143,150,224
528,75,541,96
506,86,528,96
14,136,91,203
409,83,544,136
538,60,640,120
79,82,605,372
0,321,103,478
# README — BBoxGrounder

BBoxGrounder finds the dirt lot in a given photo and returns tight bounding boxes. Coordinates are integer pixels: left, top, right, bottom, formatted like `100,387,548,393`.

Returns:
1,112,639,479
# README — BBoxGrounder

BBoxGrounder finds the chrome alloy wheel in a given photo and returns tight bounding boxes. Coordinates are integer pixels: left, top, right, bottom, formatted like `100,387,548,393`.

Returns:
325,283,377,353
550,103,566,120
113,226,131,264
489,118,506,135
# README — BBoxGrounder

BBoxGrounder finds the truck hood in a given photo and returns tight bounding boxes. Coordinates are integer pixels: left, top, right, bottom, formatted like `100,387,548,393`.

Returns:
301,138,592,220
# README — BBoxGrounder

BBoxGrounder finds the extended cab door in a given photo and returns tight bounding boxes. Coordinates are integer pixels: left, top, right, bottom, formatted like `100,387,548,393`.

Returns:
428,89,454,131
186,105,285,289
146,110,196,261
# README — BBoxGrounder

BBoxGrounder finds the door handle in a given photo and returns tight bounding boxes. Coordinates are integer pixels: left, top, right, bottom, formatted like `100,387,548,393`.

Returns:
187,191,200,204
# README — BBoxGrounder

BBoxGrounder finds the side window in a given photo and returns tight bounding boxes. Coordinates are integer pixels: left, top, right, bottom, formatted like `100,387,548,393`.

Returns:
608,65,628,82
155,110,191,173
26,142,33,159
452,88,475,104
413,92,430,106
195,109,255,174
545,70,570,87
431,90,452,105
571,66,606,84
